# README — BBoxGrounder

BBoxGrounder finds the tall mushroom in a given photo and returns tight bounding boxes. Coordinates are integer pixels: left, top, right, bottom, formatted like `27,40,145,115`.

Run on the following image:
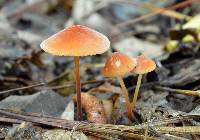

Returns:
103,52,136,120
40,25,110,120
131,55,156,111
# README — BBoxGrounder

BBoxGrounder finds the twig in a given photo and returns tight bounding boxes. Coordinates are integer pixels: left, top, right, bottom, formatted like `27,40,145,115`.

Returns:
155,126,200,134
115,0,199,28
85,131,117,140
0,83,45,95
134,115,199,129
51,78,112,90
108,0,192,20
0,109,155,139
164,134,189,140
149,127,189,140
0,116,23,124
1,109,200,139
155,86,200,97
143,3,192,21
0,78,112,95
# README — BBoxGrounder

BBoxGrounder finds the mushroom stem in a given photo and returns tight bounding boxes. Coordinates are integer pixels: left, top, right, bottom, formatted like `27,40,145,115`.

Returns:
131,74,143,110
117,77,134,120
74,56,82,120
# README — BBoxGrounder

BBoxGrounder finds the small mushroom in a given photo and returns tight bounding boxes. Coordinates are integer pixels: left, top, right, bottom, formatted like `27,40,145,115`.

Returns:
131,55,156,111
40,25,110,120
103,52,136,120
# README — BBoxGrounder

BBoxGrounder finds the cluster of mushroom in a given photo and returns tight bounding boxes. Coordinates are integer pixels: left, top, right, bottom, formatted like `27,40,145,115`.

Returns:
40,25,156,121
103,53,156,120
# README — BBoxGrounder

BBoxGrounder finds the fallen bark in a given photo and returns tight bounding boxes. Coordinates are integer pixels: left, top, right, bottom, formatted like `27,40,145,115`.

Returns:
73,93,107,124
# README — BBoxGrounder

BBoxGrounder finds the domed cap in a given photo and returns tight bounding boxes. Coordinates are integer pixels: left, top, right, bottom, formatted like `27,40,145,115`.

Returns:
40,25,110,56
133,55,156,74
103,52,137,77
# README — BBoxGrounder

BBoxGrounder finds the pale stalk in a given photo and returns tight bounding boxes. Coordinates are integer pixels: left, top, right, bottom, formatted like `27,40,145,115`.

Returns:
131,74,143,110
117,77,134,120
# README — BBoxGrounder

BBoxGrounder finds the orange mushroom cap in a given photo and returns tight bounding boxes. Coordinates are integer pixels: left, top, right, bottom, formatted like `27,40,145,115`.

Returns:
40,25,110,56
103,52,137,77
133,55,156,74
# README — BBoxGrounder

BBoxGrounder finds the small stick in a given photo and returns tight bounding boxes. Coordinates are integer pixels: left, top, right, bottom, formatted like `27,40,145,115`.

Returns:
115,0,199,28
0,116,23,124
0,83,45,95
155,86,200,97
0,109,154,139
155,126,200,134
164,134,189,140
51,78,112,90
143,3,192,20
0,79,112,95
1,109,200,138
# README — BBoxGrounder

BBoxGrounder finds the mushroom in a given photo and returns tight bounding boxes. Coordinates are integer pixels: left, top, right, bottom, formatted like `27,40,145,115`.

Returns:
103,52,136,120
131,55,156,111
40,25,110,120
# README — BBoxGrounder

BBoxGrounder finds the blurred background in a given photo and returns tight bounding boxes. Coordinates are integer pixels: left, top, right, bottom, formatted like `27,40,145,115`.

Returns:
0,0,200,94
1,1,200,138
0,0,200,96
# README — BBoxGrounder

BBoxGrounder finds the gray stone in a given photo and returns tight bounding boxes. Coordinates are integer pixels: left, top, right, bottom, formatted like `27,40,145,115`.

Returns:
0,90,68,117
61,100,74,121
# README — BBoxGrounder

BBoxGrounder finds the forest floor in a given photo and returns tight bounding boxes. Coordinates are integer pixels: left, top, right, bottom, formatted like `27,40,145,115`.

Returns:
0,0,200,139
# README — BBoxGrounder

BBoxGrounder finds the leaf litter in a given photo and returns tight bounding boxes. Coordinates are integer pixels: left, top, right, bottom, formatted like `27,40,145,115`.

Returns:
0,0,200,139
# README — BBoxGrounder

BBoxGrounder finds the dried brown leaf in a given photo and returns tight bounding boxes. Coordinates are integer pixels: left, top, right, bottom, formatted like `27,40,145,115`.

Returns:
73,93,107,124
